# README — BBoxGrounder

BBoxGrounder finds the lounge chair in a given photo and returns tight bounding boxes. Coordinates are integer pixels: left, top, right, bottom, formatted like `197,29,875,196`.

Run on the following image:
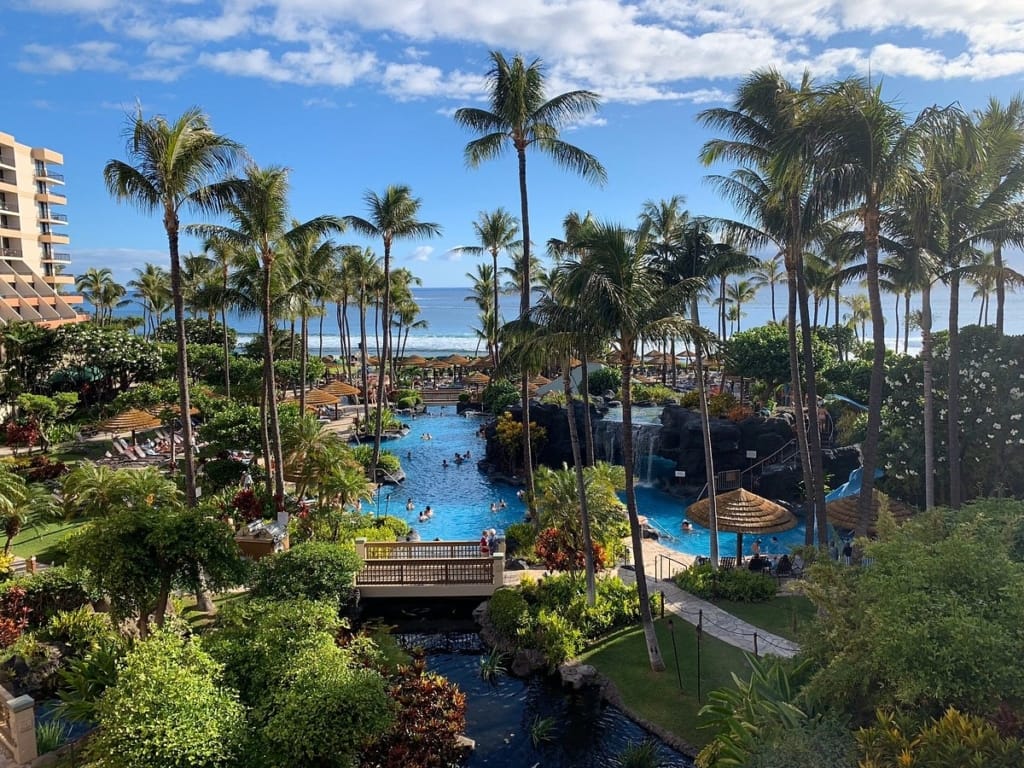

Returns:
720,556,736,570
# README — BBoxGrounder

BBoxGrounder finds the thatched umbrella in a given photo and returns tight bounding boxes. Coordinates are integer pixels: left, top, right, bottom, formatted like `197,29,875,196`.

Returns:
399,355,428,367
99,408,162,443
686,488,796,562
465,371,491,386
445,354,471,366
529,374,551,386
324,380,360,398
826,489,915,535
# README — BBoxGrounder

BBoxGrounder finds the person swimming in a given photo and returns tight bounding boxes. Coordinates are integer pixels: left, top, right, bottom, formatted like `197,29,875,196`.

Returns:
490,502,497,513
498,499,507,509
406,498,414,511
424,505,434,518
682,519,693,532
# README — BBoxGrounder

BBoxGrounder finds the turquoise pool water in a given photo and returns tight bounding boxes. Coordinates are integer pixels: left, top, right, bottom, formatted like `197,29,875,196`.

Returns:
374,407,806,558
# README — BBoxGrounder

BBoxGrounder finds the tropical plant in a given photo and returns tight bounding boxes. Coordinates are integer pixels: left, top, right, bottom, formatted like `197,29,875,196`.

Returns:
344,185,440,487
103,108,242,506
455,50,607,513
75,267,127,325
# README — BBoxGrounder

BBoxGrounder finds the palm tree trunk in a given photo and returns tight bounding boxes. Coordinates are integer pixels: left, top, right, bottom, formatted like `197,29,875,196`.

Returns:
263,260,286,511
947,270,962,508
796,263,827,546
492,249,501,369
564,364,595,605
857,206,886,536
299,313,308,414
784,259,814,547
359,291,371,425
259,357,271,489
221,264,231,398
318,302,325,360
903,292,910,355
580,349,595,466
165,217,198,507
921,281,935,510
621,347,665,672
994,240,1005,336
692,299,719,568
371,244,391,482
516,146,536,511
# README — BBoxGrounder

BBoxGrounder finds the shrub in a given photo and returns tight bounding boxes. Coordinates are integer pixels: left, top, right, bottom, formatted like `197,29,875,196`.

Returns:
393,389,422,407
249,542,362,604
630,383,678,404
504,522,536,558
487,589,533,640
708,392,739,417
43,607,115,654
35,719,71,754
674,563,777,602
587,367,622,397
0,568,91,629
678,391,700,408
482,379,519,414
534,527,608,574
0,585,30,648
202,459,249,494
229,487,268,523
534,608,584,666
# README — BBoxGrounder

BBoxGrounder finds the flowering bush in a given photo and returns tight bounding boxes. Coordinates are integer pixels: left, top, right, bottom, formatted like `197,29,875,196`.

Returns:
0,586,31,648
533,527,608,574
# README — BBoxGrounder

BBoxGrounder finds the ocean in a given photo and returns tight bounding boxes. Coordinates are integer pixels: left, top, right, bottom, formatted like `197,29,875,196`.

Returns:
108,284,1020,359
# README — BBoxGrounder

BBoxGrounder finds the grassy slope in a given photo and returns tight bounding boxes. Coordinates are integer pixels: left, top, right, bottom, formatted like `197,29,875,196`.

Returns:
711,595,816,642
581,613,753,749
11,519,84,564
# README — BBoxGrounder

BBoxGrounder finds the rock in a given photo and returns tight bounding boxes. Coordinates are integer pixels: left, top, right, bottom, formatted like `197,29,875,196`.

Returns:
558,661,600,690
507,558,530,570
511,648,547,677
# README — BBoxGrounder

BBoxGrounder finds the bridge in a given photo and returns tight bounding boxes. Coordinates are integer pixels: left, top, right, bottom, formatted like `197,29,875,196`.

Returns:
354,538,505,598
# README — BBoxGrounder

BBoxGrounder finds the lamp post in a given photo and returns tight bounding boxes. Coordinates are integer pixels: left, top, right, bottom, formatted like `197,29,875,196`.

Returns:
667,618,683,691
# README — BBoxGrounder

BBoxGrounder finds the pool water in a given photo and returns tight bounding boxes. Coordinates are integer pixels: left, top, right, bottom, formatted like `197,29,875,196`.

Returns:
374,407,806,558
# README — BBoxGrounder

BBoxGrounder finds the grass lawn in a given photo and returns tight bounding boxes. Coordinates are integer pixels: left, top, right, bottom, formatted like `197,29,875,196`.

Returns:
11,519,84,564
51,441,112,464
580,613,753,749
712,595,816,642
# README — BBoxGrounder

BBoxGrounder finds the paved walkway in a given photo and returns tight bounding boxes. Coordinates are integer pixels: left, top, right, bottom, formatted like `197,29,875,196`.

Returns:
616,539,800,658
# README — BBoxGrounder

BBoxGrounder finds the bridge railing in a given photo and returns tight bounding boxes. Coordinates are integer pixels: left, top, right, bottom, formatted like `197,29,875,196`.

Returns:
354,538,504,593
361,540,483,559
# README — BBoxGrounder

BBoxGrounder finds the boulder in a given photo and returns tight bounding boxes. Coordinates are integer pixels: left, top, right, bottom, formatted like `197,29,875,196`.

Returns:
558,661,600,690
511,648,547,677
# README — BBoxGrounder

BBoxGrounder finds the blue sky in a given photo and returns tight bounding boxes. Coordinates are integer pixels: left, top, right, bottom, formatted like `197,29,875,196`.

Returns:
5,0,1024,287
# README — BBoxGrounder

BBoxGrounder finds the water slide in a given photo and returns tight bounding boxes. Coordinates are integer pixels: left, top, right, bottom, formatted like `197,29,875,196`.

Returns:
826,465,885,502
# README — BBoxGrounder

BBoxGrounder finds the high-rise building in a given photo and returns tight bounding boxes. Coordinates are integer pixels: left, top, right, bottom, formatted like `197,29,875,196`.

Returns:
0,131,85,327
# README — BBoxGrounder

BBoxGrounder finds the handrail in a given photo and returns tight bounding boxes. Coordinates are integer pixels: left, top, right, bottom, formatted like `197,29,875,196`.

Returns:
655,552,691,581
741,439,797,479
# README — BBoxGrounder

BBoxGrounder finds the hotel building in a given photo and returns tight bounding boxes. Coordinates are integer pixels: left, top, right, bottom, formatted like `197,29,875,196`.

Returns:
0,131,85,327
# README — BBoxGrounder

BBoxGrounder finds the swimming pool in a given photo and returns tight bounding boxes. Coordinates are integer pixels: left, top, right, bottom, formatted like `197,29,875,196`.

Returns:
373,406,806,558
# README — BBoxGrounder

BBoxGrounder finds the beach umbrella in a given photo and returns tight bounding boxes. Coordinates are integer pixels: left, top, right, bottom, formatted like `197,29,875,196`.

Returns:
399,355,428,367
324,380,360,397
529,374,551,387
826,489,915,535
465,371,491,386
686,488,796,562
99,408,162,443
445,354,471,366
467,357,491,370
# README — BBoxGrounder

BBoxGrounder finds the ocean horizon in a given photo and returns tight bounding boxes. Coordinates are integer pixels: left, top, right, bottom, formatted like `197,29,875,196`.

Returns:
105,284,1020,359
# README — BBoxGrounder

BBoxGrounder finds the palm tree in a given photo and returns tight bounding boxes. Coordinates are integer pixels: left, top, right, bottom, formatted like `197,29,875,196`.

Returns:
449,208,520,368
707,247,758,341
700,70,829,546
344,185,440,483
76,267,126,325
342,246,382,426
202,236,241,396
103,107,242,507
559,221,702,672
455,50,607,513
192,165,343,510
725,279,758,334
751,254,786,322
288,223,337,413
128,263,170,337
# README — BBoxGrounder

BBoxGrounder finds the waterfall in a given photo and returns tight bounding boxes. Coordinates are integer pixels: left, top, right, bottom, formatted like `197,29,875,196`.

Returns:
633,423,662,484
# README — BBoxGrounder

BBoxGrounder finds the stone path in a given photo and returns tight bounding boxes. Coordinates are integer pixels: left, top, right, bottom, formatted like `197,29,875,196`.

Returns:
616,539,800,658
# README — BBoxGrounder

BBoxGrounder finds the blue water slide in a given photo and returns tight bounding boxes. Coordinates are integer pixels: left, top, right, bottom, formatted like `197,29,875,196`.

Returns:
826,465,885,502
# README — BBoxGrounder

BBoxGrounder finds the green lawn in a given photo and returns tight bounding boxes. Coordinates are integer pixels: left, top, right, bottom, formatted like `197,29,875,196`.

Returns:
11,519,84,564
580,613,753,748
711,595,817,642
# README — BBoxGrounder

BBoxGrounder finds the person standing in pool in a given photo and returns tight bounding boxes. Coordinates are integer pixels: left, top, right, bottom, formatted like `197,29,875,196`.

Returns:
406,498,414,511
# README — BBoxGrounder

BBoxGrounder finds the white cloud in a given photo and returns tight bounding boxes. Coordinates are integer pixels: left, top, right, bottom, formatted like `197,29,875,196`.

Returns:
564,114,608,131
14,0,1024,102
407,245,434,262
303,96,338,108
18,40,122,73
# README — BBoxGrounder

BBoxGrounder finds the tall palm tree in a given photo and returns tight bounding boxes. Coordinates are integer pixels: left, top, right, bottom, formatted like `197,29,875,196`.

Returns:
449,208,520,368
707,246,758,341
455,50,606,513
751,254,786,322
127,263,170,337
342,247,381,425
193,165,343,510
700,70,829,546
203,236,241,397
103,107,242,507
344,185,440,483
560,221,702,672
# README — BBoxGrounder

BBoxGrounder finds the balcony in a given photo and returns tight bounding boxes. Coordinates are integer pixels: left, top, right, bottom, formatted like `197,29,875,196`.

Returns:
0,201,19,215
34,191,65,206
0,155,14,170
35,169,64,184
42,251,72,263
0,248,23,260
39,233,69,245
39,212,68,224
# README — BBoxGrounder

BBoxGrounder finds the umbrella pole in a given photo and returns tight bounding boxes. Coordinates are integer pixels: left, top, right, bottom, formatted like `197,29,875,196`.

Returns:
736,532,743,564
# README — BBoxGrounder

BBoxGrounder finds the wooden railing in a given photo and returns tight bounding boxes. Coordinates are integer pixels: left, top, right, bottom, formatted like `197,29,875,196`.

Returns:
358,558,496,585
362,541,483,559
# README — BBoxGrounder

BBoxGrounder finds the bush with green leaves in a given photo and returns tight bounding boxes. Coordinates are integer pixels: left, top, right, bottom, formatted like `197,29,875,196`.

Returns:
249,542,362,605
504,522,537,558
630,383,678,404
154,318,237,348
482,378,520,414
587,366,622,397
674,563,777,602
88,630,246,768
42,607,116,654
487,588,533,640
0,568,92,629
350,445,401,476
